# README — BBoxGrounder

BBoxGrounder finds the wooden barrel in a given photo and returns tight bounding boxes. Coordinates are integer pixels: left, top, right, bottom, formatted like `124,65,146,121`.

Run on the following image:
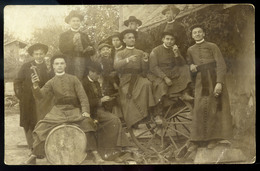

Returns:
45,124,87,165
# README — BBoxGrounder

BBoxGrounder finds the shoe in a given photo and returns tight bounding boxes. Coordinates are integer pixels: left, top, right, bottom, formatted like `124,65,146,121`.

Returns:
22,155,36,165
92,151,105,163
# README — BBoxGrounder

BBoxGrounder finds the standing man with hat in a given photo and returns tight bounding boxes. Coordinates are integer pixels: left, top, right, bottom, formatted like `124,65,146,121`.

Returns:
124,16,154,53
177,24,233,158
148,30,193,105
14,43,51,152
59,10,95,81
114,29,156,129
162,5,189,60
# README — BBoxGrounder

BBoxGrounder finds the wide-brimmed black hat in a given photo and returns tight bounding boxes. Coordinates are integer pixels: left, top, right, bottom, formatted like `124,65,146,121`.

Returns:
27,43,48,56
162,5,181,15
161,30,178,39
98,43,112,51
65,10,84,24
124,16,142,27
120,29,138,41
189,24,205,32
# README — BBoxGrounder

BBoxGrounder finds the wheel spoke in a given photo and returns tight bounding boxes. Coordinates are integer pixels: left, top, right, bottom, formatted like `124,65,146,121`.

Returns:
175,116,191,133
166,106,189,121
136,125,157,138
147,128,159,146
166,121,191,124
176,114,192,121
168,126,190,139
167,134,178,149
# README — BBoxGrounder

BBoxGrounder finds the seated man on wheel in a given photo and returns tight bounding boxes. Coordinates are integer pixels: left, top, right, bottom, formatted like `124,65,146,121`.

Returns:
148,30,194,106
23,55,103,164
82,62,132,162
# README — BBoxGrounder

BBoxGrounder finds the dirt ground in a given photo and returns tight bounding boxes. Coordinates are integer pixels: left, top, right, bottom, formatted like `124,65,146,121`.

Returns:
4,103,256,165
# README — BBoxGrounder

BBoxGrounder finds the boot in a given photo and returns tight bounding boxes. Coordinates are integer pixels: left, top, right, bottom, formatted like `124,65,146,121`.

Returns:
22,154,37,165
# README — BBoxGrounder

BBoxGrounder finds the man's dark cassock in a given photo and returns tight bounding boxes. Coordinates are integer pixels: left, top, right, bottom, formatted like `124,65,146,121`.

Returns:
135,31,154,53
82,76,130,158
186,41,233,141
164,21,189,59
13,60,53,149
59,30,95,80
148,44,192,104
114,47,156,128
31,73,97,157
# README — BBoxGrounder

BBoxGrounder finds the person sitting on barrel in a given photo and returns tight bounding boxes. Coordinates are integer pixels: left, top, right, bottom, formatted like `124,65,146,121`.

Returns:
23,54,104,164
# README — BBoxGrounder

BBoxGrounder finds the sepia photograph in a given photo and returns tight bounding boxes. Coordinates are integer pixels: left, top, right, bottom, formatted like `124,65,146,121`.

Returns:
4,4,255,165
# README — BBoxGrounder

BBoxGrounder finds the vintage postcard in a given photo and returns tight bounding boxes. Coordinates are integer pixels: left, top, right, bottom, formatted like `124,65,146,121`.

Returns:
4,4,255,165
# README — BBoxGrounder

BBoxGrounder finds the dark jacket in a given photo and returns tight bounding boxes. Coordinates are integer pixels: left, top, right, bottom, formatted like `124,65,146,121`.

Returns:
13,60,51,130
59,30,95,57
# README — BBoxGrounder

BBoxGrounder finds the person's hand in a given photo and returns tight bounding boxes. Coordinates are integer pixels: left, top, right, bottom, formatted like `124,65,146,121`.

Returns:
101,96,111,102
73,33,81,41
172,45,179,57
143,52,149,62
164,77,173,86
190,64,198,73
127,55,137,62
214,83,222,97
82,112,91,118
31,73,40,89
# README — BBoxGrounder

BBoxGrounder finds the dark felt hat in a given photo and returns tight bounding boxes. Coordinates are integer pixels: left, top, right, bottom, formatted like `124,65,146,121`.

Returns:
120,29,138,41
65,10,84,24
162,5,181,15
161,30,177,40
189,24,205,32
98,43,112,51
27,43,48,56
124,16,142,27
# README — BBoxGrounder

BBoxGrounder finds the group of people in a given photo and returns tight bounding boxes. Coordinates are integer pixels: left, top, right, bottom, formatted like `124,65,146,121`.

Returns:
13,5,233,164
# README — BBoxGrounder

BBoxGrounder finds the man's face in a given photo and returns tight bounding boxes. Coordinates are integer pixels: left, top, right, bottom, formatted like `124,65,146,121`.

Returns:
192,27,205,41
128,21,139,30
162,35,175,47
123,33,135,47
112,37,122,48
53,58,66,73
100,46,112,57
69,17,81,30
32,49,45,63
89,70,100,81
165,10,177,22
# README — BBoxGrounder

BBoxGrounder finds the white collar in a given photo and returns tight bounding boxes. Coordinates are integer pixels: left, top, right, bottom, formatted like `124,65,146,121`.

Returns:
167,19,175,24
163,43,170,49
88,75,94,82
34,60,43,64
126,46,135,50
71,27,81,32
115,45,123,50
195,39,205,44
55,72,65,76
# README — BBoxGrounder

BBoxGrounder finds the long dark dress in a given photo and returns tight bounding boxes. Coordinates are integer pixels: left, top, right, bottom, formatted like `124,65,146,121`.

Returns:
186,41,233,141
114,47,156,128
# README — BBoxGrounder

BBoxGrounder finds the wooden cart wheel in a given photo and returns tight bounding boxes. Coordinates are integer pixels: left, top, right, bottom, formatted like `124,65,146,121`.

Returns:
128,99,192,156
45,124,87,165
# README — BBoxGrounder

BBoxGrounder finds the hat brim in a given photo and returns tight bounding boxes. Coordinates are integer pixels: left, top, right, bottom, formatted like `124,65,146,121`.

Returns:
28,43,48,56
65,14,84,24
98,43,112,51
120,29,138,41
190,24,205,32
124,19,142,27
162,7,180,15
